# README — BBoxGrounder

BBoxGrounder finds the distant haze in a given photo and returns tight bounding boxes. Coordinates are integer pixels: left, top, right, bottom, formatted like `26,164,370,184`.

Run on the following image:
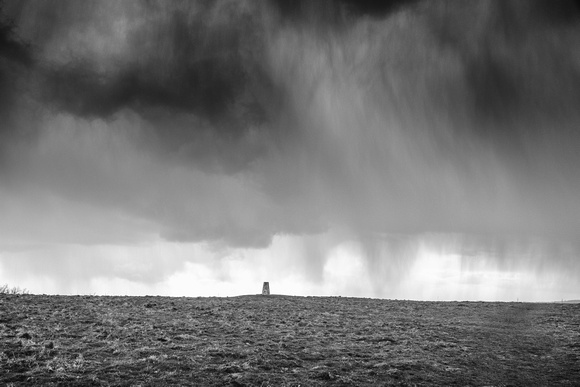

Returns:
1,0,579,301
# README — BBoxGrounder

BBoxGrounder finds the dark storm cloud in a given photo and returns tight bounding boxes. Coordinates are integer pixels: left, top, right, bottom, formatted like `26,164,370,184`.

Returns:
0,1,33,139
426,0,580,129
0,3,31,65
39,9,255,123
1,0,580,272
8,0,577,160
1,0,281,174
271,0,417,23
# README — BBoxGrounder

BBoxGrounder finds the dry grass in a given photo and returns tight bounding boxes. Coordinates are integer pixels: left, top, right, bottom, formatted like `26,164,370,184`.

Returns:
1,294,579,386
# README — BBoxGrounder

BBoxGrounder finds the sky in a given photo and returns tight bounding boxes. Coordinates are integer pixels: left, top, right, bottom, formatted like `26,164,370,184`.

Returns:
1,0,580,301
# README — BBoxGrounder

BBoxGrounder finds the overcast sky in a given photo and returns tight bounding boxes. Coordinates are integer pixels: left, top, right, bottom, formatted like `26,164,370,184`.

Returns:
1,0,580,301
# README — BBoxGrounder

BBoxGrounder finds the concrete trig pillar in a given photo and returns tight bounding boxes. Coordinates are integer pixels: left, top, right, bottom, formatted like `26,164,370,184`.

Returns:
262,282,270,295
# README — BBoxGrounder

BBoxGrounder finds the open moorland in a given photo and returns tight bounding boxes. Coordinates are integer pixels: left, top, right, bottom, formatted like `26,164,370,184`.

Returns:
1,294,579,386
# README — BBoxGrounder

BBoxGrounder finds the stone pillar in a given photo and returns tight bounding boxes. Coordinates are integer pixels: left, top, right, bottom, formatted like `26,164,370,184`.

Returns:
262,282,270,295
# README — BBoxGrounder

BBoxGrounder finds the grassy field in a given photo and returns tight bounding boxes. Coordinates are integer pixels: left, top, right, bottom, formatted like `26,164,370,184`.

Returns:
1,294,579,386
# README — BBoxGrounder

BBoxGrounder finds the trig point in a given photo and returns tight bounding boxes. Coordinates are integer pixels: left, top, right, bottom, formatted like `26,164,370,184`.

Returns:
262,282,270,295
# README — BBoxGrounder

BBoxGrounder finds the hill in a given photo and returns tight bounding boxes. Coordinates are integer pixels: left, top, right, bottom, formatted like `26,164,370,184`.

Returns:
1,294,579,386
